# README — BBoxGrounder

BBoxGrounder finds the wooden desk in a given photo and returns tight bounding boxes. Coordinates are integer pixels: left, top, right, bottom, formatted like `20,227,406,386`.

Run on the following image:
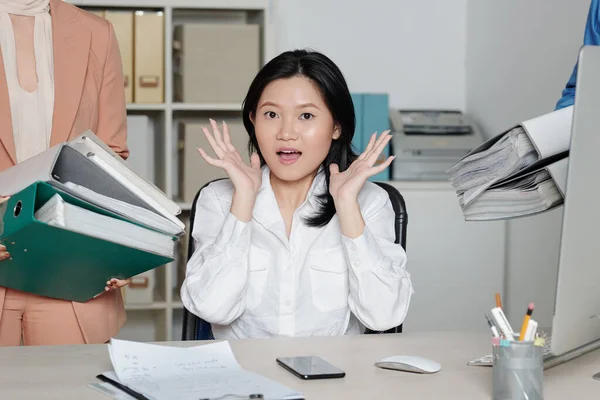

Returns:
1,331,599,399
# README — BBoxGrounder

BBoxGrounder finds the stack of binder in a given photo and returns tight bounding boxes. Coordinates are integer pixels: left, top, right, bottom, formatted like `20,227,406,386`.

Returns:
0,131,184,302
448,107,573,221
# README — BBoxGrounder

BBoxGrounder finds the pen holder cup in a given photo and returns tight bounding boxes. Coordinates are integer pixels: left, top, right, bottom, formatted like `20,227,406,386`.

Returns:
492,341,543,400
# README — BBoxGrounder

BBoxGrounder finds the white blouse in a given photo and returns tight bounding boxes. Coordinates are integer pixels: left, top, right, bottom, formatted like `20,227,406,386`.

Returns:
0,10,54,164
13,86,49,163
181,166,414,340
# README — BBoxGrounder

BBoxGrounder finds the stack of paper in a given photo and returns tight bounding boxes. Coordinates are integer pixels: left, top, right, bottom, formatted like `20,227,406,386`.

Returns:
93,338,304,400
448,107,573,220
36,194,175,258
0,130,185,236
461,158,567,221
62,182,181,237
449,126,538,206
68,132,183,231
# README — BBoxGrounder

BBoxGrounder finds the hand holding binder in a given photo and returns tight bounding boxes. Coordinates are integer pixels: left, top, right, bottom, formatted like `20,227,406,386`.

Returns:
0,131,183,302
0,196,8,258
105,277,132,293
0,244,7,261
0,182,176,302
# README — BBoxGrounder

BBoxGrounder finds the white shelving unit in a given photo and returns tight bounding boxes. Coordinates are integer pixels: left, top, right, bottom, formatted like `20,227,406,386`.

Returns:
67,0,275,342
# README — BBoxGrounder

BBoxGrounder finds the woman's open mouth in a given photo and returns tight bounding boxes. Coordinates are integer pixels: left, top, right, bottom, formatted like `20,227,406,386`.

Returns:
277,149,302,165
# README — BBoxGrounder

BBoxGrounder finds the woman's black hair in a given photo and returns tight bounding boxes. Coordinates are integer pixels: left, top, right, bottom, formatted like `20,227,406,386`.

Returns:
242,49,358,227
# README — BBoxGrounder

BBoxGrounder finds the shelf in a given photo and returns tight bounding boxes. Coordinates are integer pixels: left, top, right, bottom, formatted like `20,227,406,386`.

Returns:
125,302,169,311
172,288,184,309
176,202,193,212
70,0,268,10
126,103,166,111
385,180,454,191
126,103,242,112
173,301,184,309
72,0,271,343
172,103,242,112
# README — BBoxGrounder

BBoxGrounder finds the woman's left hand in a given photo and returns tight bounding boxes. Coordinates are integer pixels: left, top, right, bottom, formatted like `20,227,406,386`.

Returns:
105,278,132,292
329,131,395,205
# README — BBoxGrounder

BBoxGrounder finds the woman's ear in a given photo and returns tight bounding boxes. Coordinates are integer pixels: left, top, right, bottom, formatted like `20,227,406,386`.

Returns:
332,124,341,140
250,112,256,125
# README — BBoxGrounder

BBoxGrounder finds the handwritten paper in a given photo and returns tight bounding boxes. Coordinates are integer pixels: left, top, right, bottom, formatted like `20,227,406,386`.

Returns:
102,338,303,400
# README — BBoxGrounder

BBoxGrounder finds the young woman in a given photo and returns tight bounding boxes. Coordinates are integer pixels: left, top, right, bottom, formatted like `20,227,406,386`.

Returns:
0,0,130,346
181,49,413,339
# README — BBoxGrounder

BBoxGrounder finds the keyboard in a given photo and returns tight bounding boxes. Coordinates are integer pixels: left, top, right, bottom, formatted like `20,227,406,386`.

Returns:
467,332,552,367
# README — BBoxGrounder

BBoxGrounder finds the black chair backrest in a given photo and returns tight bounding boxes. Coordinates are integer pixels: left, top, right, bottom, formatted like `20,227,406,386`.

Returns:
181,179,224,341
182,179,408,340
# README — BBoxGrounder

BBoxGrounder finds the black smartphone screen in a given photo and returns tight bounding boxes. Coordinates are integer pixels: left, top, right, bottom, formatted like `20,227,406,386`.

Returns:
276,356,346,380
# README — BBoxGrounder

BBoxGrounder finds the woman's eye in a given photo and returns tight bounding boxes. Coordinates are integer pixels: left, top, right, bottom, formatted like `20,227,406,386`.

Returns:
300,113,314,120
264,111,278,119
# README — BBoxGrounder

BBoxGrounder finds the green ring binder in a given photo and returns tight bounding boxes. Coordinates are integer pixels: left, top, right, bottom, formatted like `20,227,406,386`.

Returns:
0,182,174,303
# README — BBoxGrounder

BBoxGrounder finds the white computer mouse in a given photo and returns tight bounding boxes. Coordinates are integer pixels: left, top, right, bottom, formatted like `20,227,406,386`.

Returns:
375,355,441,374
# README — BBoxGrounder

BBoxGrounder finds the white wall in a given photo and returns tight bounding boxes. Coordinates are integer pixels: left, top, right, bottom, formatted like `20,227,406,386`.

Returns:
274,0,467,110
465,0,591,328
465,0,591,137
272,0,593,329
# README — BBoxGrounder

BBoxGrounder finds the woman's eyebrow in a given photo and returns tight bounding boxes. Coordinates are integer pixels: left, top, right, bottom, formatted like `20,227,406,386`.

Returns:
297,103,321,110
258,101,280,109
258,101,321,110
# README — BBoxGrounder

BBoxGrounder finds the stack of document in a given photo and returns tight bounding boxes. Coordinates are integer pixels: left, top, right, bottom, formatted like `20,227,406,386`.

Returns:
0,130,184,302
36,194,175,258
92,338,304,400
460,157,567,221
0,130,185,235
448,107,573,220
61,182,181,237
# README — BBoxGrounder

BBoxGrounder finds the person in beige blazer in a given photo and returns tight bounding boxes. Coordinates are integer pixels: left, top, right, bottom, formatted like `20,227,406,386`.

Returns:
0,0,131,346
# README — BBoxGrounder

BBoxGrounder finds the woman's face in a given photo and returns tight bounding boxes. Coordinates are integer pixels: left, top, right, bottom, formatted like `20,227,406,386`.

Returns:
251,76,340,182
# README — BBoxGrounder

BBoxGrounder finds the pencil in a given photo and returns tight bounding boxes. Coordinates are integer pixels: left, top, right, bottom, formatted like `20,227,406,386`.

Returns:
495,293,502,309
519,303,535,341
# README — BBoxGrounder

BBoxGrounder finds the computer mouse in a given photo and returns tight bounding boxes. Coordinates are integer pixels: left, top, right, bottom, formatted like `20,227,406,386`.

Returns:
374,355,441,374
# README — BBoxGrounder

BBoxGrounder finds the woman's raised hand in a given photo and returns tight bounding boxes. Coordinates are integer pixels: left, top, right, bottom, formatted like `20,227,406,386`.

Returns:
329,131,395,205
197,119,262,198
197,119,262,222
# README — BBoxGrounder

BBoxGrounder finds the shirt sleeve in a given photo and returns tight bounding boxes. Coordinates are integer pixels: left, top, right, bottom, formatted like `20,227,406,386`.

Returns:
342,191,414,332
180,185,252,325
556,0,600,110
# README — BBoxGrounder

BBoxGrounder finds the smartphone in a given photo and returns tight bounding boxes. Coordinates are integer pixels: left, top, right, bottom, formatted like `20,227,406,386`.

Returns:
276,356,346,380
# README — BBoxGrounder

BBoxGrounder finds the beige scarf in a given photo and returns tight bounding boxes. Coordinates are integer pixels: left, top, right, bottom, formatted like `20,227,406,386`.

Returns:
0,0,54,158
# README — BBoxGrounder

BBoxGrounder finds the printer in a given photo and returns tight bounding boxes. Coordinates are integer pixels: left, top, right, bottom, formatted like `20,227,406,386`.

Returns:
390,109,485,181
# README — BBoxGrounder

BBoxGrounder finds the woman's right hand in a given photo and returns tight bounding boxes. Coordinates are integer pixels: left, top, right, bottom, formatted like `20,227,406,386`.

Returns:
198,119,262,222
0,244,9,261
0,196,9,261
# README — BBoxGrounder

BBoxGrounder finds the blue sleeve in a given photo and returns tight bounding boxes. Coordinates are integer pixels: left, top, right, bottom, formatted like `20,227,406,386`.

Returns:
556,0,600,110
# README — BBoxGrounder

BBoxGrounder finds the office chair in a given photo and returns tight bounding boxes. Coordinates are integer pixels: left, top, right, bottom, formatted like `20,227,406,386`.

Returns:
181,179,408,340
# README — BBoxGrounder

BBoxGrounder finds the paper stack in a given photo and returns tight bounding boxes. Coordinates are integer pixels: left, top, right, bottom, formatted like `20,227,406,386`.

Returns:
0,131,184,302
92,338,304,400
448,106,573,221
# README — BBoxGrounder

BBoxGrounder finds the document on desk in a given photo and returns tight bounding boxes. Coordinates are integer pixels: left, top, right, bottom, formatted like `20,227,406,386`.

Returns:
99,338,304,400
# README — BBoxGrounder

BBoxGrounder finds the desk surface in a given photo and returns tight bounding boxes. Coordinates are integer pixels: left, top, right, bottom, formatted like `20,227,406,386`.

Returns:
1,330,599,399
